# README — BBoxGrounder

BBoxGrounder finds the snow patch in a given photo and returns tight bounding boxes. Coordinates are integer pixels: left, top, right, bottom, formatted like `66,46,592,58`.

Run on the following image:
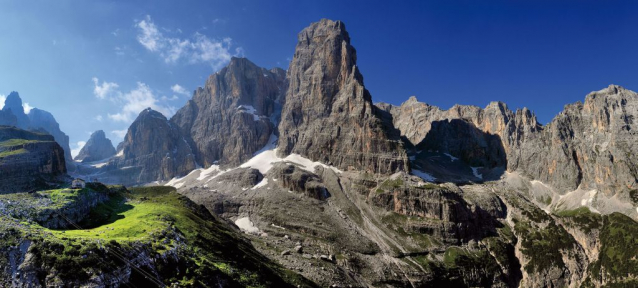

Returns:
237,105,260,121
115,150,124,157
471,167,483,179
197,165,221,181
252,178,269,190
444,153,458,161
235,217,260,234
412,169,436,182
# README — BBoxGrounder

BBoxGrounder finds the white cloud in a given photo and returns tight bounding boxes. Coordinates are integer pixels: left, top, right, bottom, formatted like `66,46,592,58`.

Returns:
22,103,33,114
171,84,189,96
92,77,120,99
0,94,5,109
95,115,103,122
111,129,128,139
71,141,87,158
135,15,240,69
107,82,175,123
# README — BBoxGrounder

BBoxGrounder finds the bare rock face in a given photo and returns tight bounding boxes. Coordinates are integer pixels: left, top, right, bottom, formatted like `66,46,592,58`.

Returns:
74,130,116,162
171,57,286,168
108,108,197,184
277,19,409,175
380,85,638,196
269,163,330,200
28,108,75,170
0,126,66,193
512,85,638,195
1,92,31,128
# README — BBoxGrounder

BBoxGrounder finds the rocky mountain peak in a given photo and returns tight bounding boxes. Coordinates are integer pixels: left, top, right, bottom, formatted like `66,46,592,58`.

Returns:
74,130,116,163
278,19,409,174
171,57,286,168
2,91,30,128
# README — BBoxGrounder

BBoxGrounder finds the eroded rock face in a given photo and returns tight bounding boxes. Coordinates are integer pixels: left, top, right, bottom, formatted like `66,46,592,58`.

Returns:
108,108,197,184
74,130,116,162
380,85,638,196
0,126,66,193
171,57,286,167
269,163,330,200
277,19,409,175
27,108,75,171
1,92,30,128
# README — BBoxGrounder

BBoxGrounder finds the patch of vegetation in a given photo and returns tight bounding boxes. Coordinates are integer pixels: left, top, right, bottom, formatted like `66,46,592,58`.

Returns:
514,219,575,274
0,139,42,147
555,206,602,233
0,186,316,287
378,178,404,191
584,213,638,286
0,148,27,158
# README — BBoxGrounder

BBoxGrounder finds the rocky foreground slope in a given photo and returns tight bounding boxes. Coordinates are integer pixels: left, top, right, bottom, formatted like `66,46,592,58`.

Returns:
0,185,314,287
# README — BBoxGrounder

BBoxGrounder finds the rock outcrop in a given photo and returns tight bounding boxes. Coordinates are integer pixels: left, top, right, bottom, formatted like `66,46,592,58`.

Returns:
1,92,30,128
28,108,75,170
277,19,409,175
74,130,116,162
380,85,638,196
171,57,286,167
1,92,74,171
107,108,197,184
0,126,66,193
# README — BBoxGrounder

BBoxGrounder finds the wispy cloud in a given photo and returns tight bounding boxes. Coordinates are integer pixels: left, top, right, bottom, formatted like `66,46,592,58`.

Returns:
95,115,103,122
92,77,120,99
135,15,240,69
0,94,5,109
71,141,86,158
107,82,175,123
171,84,190,96
22,103,33,114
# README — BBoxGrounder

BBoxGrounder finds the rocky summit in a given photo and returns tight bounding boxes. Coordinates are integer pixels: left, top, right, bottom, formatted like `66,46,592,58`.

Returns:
3,17,638,288
278,19,409,175
74,130,116,162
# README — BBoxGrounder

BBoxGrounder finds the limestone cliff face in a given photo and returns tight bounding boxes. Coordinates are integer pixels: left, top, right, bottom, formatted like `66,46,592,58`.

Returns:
0,126,66,193
74,130,116,162
1,92,30,128
0,92,74,171
171,57,286,167
277,19,409,175
28,108,75,170
513,85,638,195
108,108,197,184
380,85,638,195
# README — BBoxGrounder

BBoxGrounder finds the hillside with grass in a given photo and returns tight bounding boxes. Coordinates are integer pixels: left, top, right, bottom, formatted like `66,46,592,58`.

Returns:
0,185,315,287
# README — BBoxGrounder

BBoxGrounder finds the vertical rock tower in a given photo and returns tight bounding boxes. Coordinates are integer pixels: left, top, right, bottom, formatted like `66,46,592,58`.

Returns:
278,19,408,174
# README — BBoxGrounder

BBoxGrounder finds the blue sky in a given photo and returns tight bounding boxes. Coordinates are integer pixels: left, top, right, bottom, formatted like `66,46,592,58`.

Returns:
1,0,637,156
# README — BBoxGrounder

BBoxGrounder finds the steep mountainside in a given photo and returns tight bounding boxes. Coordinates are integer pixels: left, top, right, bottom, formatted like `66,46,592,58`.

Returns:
378,85,638,214
103,108,197,184
172,57,286,167
0,92,75,171
0,126,66,193
277,19,409,175
28,108,75,170
74,130,116,162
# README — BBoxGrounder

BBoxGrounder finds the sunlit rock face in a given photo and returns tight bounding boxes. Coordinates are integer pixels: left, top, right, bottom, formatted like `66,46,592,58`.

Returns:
171,57,287,168
277,19,409,175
